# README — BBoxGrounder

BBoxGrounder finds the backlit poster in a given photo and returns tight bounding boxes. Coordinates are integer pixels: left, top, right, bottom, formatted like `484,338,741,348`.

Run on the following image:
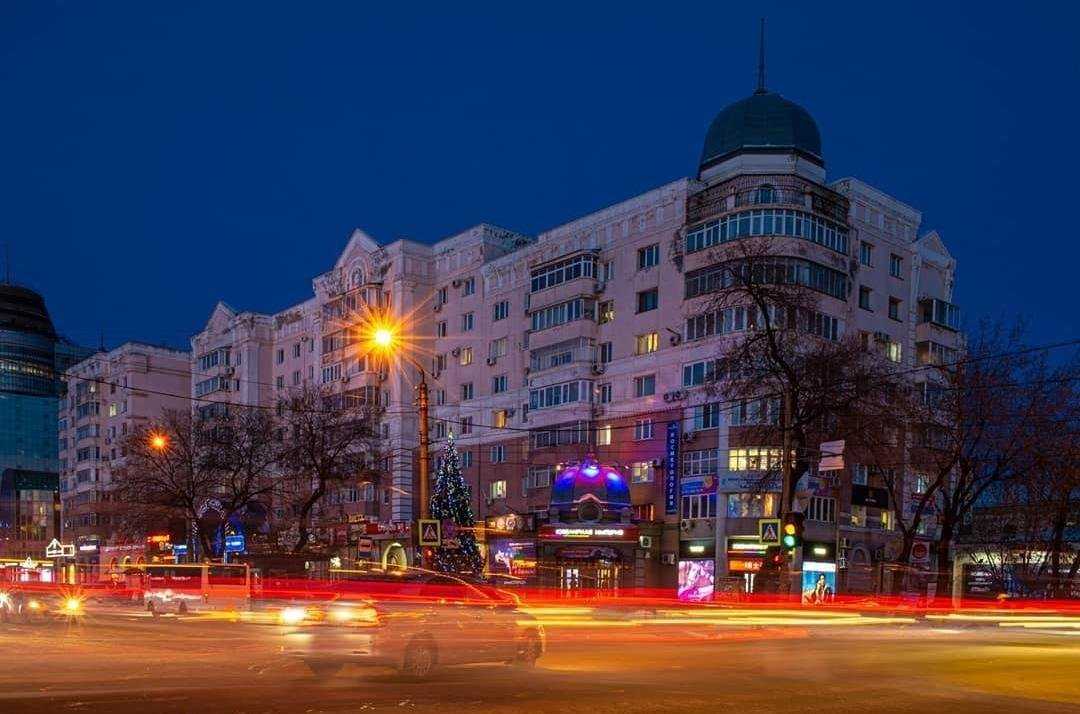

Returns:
677,559,714,602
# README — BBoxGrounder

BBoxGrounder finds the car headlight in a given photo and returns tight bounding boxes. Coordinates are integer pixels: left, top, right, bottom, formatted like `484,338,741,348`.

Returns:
64,597,82,614
279,607,307,626
0,592,10,606
27,599,42,611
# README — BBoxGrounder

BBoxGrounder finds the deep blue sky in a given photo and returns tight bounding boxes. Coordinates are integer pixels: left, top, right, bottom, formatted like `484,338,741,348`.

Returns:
2,2,1078,350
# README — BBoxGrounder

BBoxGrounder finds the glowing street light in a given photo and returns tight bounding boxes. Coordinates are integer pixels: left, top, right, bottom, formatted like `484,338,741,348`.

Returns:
149,433,168,451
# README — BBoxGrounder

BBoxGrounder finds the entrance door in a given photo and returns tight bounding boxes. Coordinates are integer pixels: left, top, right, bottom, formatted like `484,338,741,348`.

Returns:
559,567,581,592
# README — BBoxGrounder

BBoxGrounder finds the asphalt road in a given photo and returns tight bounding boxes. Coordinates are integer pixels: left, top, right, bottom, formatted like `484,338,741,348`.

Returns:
1,612,1078,713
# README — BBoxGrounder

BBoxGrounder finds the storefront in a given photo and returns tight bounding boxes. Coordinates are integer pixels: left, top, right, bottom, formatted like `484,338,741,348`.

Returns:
536,458,643,594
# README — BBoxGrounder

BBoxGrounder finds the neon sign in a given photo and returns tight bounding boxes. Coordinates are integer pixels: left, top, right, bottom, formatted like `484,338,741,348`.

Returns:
554,527,624,538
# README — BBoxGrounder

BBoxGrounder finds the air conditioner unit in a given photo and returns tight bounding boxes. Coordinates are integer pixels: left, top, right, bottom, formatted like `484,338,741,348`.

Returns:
663,392,673,402
682,431,695,443
669,334,682,346
660,553,677,565
506,408,515,417
651,458,662,468
523,366,531,375
593,281,606,294
486,356,497,366
679,519,691,532
340,374,350,383
639,535,653,549
451,347,461,357
452,279,462,288
433,303,442,313
591,363,605,375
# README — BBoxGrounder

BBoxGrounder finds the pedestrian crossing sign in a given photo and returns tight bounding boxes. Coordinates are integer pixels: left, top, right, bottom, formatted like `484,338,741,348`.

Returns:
418,519,441,546
758,518,781,545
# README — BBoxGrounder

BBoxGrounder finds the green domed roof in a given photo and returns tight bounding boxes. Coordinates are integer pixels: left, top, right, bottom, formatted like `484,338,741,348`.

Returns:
700,90,823,171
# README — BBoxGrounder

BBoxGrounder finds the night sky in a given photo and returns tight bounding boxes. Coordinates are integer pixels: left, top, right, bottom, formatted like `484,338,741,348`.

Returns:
2,2,1077,351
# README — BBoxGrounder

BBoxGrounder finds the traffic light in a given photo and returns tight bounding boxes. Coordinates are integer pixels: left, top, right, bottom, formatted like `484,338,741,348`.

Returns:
764,545,785,569
781,512,804,549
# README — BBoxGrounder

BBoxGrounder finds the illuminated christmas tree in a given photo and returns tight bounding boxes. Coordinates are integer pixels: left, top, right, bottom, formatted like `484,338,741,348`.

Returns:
428,433,483,574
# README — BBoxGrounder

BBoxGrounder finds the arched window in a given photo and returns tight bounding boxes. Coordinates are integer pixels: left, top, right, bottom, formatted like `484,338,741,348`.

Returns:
352,267,365,286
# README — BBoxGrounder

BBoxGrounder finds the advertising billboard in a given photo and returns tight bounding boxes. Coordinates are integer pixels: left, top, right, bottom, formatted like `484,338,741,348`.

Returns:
801,561,836,604
677,559,715,602
488,539,537,578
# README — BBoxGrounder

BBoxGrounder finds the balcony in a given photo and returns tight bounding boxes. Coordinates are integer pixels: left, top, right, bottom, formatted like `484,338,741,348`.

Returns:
918,298,961,332
529,338,595,375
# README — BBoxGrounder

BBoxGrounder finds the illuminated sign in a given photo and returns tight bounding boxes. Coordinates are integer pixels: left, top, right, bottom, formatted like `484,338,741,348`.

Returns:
172,544,189,556
677,559,714,602
224,534,246,553
688,544,705,554
45,539,75,558
539,524,638,541
146,534,170,544
418,519,441,546
728,558,764,573
665,422,679,514
758,518,781,545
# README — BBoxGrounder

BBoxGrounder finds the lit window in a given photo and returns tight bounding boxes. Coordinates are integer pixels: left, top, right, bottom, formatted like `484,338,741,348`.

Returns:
635,332,659,355
597,425,612,446
490,480,507,499
850,505,867,527
598,301,615,324
492,410,508,429
459,347,473,366
887,341,902,363
728,447,782,471
630,462,654,483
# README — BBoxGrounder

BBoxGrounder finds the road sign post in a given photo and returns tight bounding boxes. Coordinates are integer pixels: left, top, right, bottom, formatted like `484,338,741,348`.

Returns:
418,519,441,547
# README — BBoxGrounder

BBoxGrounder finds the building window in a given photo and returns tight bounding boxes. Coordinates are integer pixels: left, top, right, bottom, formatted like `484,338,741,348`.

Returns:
491,374,508,394
888,297,901,321
493,300,510,321
850,505,867,528
490,444,506,464
459,347,473,366
851,463,868,486
435,354,447,372
293,343,301,358
602,261,615,281
460,416,474,435
435,389,446,406
524,466,554,492
683,448,719,477
462,277,475,296
887,341,902,363
889,254,903,278
598,341,613,363
858,286,872,311
489,480,507,500
633,374,656,398
598,383,612,404
630,461,655,483
275,375,284,389
726,492,777,518
461,382,474,400
489,337,508,360
598,300,615,324
461,312,475,332
637,244,660,270
437,287,448,306
597,424,612,446
530,297,595,331
687,403,721,430
636,288,658,313
860,241,873,267
807,496,836,523
635,332,659,355
633,418,653,440
276,349,284,365
530,254,597,293
682,493,717,519
918,298,961,331
461,451,474,468
682,359,720,387
685,209,849,255
529,380,593,410
437,320,447,337
728,447,781,471
492,410,508,429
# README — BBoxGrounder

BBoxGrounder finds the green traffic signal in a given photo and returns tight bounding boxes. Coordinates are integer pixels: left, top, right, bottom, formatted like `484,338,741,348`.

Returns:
782,534,797,548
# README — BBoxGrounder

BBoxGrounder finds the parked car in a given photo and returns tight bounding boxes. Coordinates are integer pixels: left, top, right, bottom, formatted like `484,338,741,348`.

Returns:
281,571,544,679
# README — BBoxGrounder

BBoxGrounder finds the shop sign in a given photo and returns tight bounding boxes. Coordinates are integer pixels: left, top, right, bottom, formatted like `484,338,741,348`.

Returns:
679,539,715,559
681,474,717,496
728,557,764,573
224,534,246,553
486,513,536,534
665,422,680,514
819,440,845,471
803,540,835,561
45,539,75,558
851,485,889,508
718,474,782,493
172,544,189,557
539,525,638,541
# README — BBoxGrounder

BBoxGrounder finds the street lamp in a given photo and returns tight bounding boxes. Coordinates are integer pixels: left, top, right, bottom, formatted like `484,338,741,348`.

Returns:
363,317,431,522
149,433,168,451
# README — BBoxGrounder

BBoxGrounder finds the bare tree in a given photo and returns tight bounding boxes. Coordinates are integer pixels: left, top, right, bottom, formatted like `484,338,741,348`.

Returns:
113,405,282,555
277,385,385,553
696,234,904,514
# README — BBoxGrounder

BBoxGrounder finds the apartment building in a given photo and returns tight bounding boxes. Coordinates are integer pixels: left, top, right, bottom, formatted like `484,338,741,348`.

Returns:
190,80,961,592
59,342,191,559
